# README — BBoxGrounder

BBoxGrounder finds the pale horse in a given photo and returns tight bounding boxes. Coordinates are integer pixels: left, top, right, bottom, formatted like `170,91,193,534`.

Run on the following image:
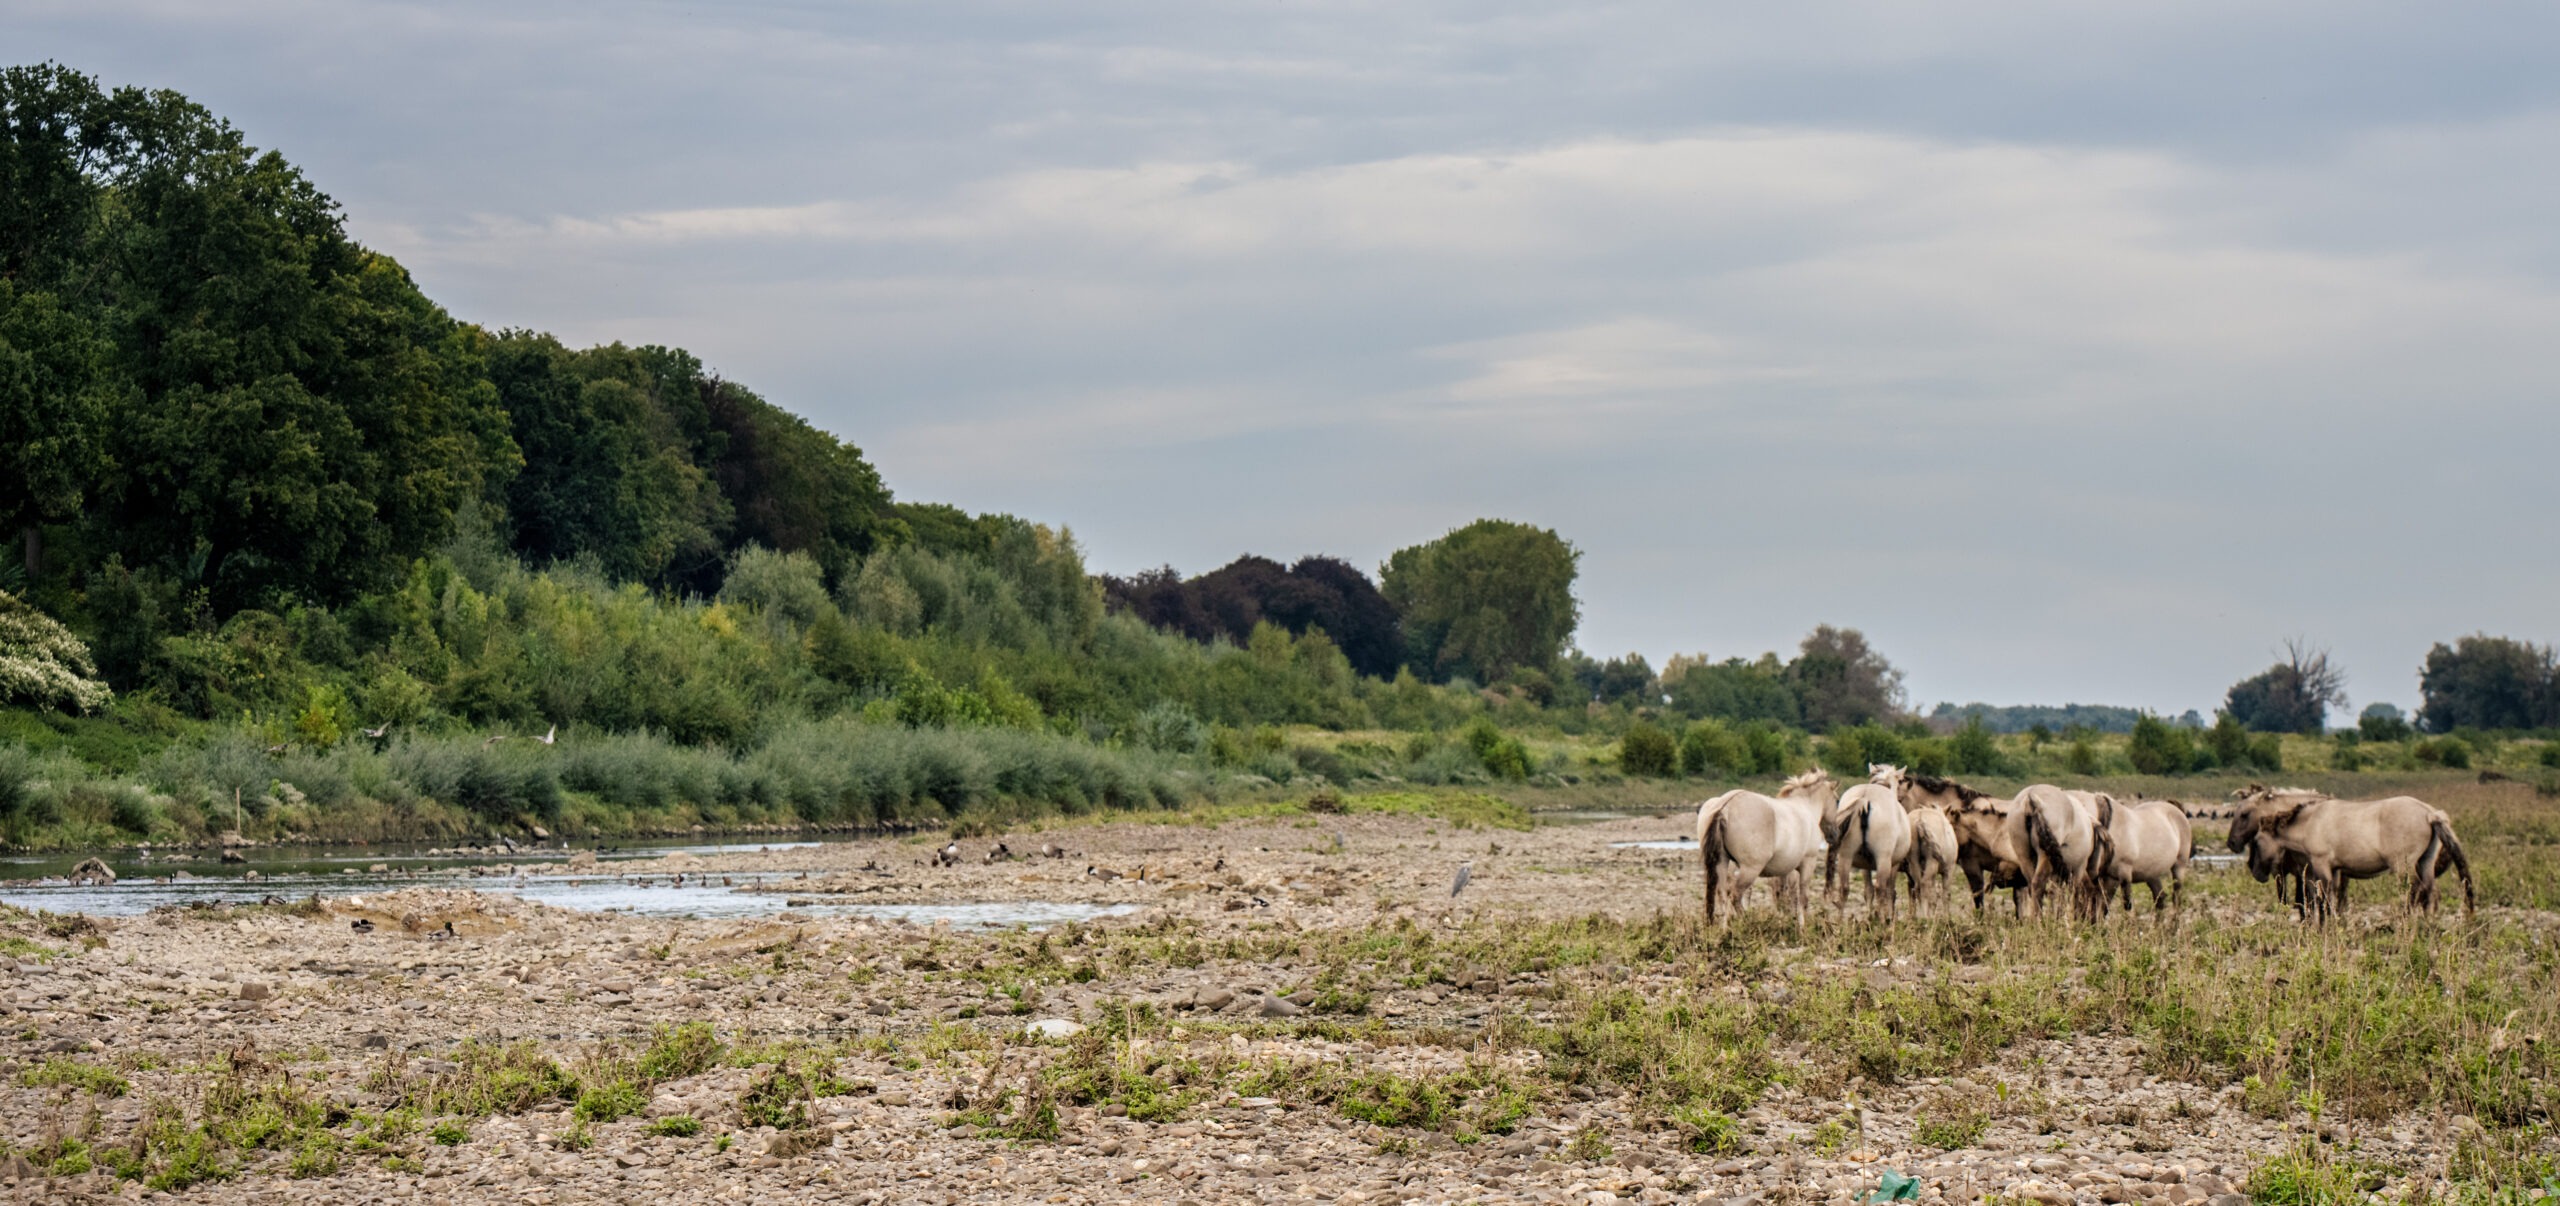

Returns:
2094,796,2193,917
1697,768,1834,924
1870,765,1962,917
2019,785,2113,921
1819,765,1916,919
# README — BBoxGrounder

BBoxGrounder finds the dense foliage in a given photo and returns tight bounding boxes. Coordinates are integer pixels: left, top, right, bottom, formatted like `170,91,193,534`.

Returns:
2418,634,2557,733
1101,555,1402,678
1380,519,1580,685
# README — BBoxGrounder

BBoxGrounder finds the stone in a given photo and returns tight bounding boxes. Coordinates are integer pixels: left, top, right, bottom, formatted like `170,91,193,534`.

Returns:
2207,1197,2251,1206
1195,987,1236,1010
1023,1018,1084,1039
1258,995,1303,1019
238,981,271,1001
2008,1181,2072,1205
361,1033,390,1049
867,1000,894,1016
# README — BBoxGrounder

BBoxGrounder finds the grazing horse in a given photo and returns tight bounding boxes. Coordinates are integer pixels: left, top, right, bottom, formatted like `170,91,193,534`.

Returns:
2228,785,2474,920
1697,769,1834,925
1821,766,1915,919
2095,797,2192,916
1871,766,1961,916
1896,772,2032,915
2020,786,2113,921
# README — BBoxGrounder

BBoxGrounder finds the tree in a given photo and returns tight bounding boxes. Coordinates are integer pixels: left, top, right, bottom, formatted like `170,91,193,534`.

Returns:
2127,713,2197,775
0,589,111,712
1568,651,1655,705
1788,625,1906,732
1379,519,1579,683
2224,640,2348,734
2417,634,2557,733
2358,702,2413,743
1662,653,1800,725
1100,554,1404,678
0,281,111,577
0,66,516,610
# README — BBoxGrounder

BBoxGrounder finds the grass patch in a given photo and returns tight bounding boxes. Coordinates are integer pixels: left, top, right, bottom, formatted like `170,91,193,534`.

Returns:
646,1114,702,1138
17,1056,129,1096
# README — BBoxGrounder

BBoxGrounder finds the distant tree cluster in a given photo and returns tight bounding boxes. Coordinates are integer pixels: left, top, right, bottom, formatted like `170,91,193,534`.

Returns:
1655,626,1908,733
1100,555,1403,679
2417,634,2558,733
1926,702,2156,734
2223,640,2350,734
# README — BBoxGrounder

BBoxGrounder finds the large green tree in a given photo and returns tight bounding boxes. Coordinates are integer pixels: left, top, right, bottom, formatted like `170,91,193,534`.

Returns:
1379,518,1579,683
2417,634,2556,733
2,63,515,609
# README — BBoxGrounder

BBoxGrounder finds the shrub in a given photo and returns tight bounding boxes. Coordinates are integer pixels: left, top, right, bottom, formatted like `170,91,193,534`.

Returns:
1127,702,1205,754
1821,724,1903,775
0,590,113,713
1679,721,1747,778
2415,736,2472,770
2065,738,2099,776
2126,715,2195,776
1948,717,2004,775
1618,723,1677,777
2245,734,2283,772
2359,703,2414,744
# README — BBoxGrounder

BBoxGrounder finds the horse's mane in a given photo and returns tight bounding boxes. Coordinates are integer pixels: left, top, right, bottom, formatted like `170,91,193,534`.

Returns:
1907,772,1991,803
1780,767,1833,793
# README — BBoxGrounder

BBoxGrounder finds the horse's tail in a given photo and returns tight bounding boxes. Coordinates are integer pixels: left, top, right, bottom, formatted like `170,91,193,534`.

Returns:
2026,800,2066,884
2427,817,2476,917
1701,807,1731,921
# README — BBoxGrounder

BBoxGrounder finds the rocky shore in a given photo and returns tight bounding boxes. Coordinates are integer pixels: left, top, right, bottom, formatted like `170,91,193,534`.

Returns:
0,808,2521,1203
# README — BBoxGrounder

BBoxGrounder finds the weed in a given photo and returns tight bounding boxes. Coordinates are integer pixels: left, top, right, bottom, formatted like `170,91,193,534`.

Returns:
554,1120,593,1151
646,1115,702,1138
1673,1105,1742,1155
573,1081,647,1124
17,1056,129,1096
2247,1138,2391,1204
1914,1104,1991,1150
1565,1125,1614,1163
429,1119,470,1146
637,1021,723,1081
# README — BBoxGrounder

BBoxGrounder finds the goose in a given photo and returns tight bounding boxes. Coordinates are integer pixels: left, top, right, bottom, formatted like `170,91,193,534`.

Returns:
350,918,375,934
1085,865,1122,882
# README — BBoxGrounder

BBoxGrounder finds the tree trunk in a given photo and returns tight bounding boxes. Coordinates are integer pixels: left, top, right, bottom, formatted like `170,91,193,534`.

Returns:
18,525,36,582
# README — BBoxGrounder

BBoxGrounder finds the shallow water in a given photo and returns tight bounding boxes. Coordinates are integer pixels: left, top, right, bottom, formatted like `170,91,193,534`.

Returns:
0,837,1137,928
1611,838,1697,850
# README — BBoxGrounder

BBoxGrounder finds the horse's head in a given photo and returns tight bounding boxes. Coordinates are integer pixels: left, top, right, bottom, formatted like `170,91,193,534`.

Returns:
1867,763,1906,794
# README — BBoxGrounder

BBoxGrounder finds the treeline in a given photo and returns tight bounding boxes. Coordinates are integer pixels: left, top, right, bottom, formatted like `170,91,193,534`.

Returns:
0,65,896,628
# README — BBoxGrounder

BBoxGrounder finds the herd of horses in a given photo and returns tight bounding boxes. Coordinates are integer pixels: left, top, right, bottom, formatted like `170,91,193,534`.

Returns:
1693,765,2477,925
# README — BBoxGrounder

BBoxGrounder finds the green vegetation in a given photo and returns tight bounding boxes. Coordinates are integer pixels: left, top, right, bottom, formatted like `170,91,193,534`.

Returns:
644,1115,701,1138
16,1056,128,1096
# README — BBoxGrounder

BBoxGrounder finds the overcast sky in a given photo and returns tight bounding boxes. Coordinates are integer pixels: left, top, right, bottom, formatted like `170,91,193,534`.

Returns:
17,2,2559,716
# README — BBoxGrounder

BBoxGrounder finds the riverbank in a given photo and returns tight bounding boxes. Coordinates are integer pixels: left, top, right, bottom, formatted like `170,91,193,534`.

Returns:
2,797,2552,1203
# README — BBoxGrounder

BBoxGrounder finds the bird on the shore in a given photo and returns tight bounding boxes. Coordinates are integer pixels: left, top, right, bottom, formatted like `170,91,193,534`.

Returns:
1085,865,1122,882
1451,862,1473,898
936,841,961,867
984,842,1012,863
534,724,557,746
350,918,375,934
1040,843,1066,860
1332,832,1346,852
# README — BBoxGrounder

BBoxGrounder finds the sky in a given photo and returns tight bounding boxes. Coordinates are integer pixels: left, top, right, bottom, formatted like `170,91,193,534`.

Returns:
14,1,2559,717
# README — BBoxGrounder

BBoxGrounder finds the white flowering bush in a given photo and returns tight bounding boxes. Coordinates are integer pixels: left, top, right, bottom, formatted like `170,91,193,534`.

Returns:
0,589,112,713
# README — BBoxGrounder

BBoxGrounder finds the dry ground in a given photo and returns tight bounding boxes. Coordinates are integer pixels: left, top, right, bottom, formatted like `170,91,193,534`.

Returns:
1,795,2553,1204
